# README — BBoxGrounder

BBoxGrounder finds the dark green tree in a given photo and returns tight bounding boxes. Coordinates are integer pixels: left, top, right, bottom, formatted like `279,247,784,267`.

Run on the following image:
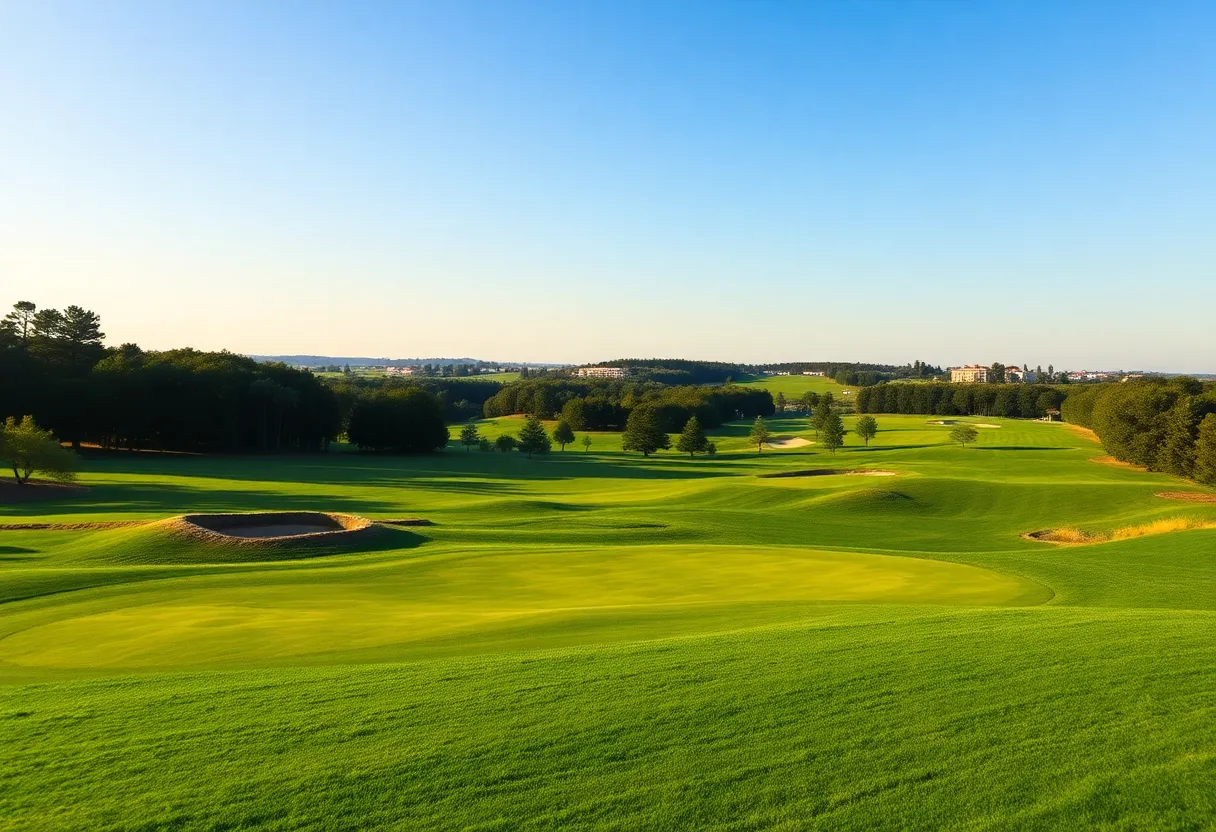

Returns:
552,419,575,451
581,434,593,453
1194,414,1216,486
347,389,449,453
459,422,480,451
706,441,717,456
775,391,786,413
820,411,845,453
855,415,878,446
0,301,37,347
517,416,551,458
676,415,709,457
495,434,517,452
812,401,833,437
621,406,670,457
749,416,772,454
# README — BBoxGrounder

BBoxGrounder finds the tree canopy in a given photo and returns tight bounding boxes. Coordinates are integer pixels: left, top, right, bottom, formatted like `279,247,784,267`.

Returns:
517,417,552,458
621,407,671,457
950,425,979,447
552,420,575,451
749,417,772,454
855,415,878,446
676,416,709,457
820,412,845,454
0,415,77,485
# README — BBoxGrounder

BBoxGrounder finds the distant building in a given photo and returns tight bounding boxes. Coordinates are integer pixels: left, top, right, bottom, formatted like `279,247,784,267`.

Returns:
802,371,825,376
385,367,415,376
576,366,630,379
951,365,990,384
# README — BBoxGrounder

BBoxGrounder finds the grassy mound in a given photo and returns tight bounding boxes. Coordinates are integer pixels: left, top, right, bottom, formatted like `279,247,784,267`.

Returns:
47,514,424,565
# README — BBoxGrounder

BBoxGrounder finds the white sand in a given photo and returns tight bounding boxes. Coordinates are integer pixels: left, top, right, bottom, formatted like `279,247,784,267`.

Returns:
974,424,1001,428
766,437,812,448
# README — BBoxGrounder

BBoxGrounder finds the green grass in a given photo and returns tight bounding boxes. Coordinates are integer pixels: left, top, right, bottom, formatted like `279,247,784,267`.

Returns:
2,415,1215,829
735,372,859,400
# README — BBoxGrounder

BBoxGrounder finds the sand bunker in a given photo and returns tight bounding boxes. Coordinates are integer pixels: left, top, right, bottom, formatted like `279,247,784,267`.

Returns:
1156,491,1216,504
973,424,1001,429
172,512,375,544
927,420,957,426
766,437,812,449
761,469,898,479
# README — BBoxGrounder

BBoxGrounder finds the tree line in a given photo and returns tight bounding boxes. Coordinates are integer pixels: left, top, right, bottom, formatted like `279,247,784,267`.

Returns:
483,378,775,432
0,300,453,454
856,383,1065,419
1061,378,1216,484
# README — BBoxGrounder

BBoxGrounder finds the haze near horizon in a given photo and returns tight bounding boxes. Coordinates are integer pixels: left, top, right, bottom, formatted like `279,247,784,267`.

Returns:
2,1,1213,371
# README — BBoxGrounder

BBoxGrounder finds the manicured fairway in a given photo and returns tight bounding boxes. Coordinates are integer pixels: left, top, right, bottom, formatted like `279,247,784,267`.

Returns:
2,415,1215,829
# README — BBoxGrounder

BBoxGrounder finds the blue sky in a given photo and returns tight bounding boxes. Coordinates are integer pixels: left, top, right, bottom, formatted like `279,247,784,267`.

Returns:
1,1,1213,370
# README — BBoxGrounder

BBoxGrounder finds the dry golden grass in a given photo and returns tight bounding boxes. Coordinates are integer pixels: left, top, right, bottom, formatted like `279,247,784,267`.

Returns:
1156,491,1216,504
1110,517,1214,540
1063,423,1101,443
1027,517,1216,545
1089,456,1147,471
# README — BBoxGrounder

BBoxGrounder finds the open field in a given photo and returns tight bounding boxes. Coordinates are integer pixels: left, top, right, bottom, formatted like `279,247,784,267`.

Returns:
3,415,1216,829
735,373,859,401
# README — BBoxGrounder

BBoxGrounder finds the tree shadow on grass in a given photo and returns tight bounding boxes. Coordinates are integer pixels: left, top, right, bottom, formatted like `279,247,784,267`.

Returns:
973,447,1068,452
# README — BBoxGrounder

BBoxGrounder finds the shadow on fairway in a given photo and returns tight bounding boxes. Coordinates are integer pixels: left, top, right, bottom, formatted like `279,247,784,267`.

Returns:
974,447,1069,452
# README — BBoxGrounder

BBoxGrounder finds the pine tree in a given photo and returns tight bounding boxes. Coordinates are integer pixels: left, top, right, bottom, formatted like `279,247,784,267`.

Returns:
676,416,709,457
775,392,787,413
749,416,772,454
621,407,670,457
517,417,551,458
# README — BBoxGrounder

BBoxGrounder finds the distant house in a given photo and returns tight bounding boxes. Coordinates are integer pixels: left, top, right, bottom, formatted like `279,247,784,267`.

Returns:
575,366,630,379
384,367,415,376
950,365,989,383
802,371,825,376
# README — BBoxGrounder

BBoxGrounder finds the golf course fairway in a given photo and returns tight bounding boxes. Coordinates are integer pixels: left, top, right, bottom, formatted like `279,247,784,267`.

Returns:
2,414,1214,830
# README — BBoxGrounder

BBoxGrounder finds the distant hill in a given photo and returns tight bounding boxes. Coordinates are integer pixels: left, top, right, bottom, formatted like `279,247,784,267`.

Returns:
250,355,566,368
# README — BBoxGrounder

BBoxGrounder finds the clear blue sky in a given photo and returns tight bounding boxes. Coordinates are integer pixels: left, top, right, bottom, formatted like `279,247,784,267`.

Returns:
2,1,1213,370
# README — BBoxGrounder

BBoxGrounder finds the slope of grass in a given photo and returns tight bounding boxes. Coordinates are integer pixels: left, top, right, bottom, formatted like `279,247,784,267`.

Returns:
2,414,1215,829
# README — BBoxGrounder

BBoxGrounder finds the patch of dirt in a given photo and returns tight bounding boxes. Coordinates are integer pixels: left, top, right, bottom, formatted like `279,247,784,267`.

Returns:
0,481,88,504
1156,491,1216,504
1090,456,1147,471
760,469,898,479
0,521,145,531
766,437,812,449
1063,423,1101,443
